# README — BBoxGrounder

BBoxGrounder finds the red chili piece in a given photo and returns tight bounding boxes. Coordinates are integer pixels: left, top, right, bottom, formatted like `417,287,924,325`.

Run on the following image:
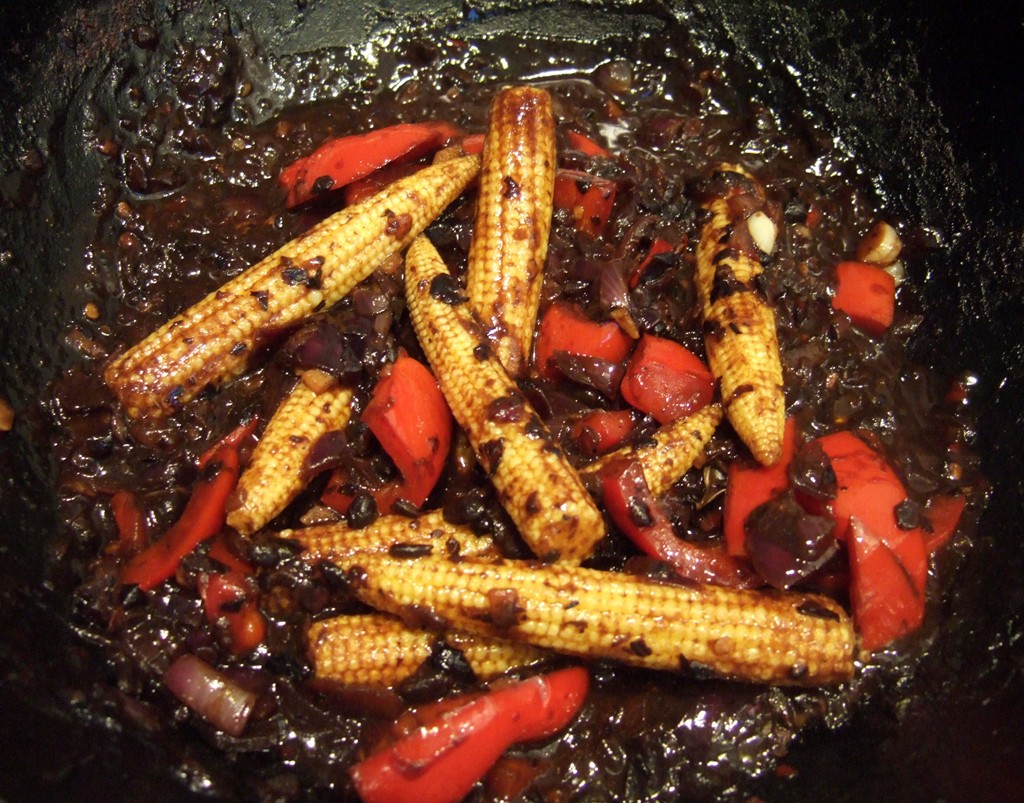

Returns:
552,170,617,236
832,260,896,335
110,490,149,557
280,122,459,208
121,434,244,591
571,409,635,455
628,237,673,289
199,570,266,654
619,334,714,424
722,417,798,556
600,458,758,588
534,301,633,381
350,667,589,803
564,130,610,158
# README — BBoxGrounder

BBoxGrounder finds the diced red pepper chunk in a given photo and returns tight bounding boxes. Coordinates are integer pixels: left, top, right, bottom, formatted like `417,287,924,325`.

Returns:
848,517,927,651
564,130,610,157
361,356,453,512
922,493,967,554
723,417,798,556
628,237,673,289
199,571,266,654
572,409,635,455
620,334,714,424
832,260,896,335
553,170,617,236
534,302,633,381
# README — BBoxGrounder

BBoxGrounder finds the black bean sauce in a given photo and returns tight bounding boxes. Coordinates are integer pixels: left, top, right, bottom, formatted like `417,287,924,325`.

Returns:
43,12,984,802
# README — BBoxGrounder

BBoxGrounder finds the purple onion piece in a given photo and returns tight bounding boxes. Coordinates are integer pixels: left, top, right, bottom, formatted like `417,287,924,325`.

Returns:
552,351,625,398
164,654,257,737
790,441,837,502
284,319,366,378
745,494,837,589
597,261,632,317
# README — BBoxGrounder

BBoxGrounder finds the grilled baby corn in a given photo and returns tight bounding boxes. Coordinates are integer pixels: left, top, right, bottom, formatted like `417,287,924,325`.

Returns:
466,86,556,377
226,380,353,535
104,156,480,418
404,235,605,563
582,404,723,496
325,552,855,685
308,613,551,688
696,164,785,466
287,509,500,562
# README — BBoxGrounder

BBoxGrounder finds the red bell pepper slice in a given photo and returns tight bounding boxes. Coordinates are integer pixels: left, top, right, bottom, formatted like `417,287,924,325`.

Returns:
121,437,243,591
572,409,635,455
722,417,798,556
553,170,617,236
198,418,259,470
362,356,453,512
848,517,927,651
280,122,458,208
811,431,909,544
343,162,424,207
110,490,149,557
832,260,896,335
564,130,610,158
458,133,485,156
534,301,633,381
350,667,589,803
600,458,758,588
620,334,714,424
199,570,266,654
922,493,967,554
628,237,673,289
207,533,254,576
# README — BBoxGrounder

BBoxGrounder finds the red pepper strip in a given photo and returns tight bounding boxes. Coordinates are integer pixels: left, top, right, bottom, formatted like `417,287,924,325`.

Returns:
811,431,910,543
832,260,896,335
208,534,254,576
534,301,633,381
553,170,617,236
922,493,967,554
458,133,485,155
280,122,455,208
849,517,927,651
110,490,149,557
600,458,759,588
350,667,589,803
320,467,357,515
620,334,714,424
121,443,242,591
343,162,424,207
564,130,610,157
723,417,798,556
362,356,453,511
198,418,259,470
199,571,266,654
628,237,673,289
572,409,635,456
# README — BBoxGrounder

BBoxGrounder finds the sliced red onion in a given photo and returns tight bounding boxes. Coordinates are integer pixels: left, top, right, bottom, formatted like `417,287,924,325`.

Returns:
597,261,631,316
164,654,257,737
745,494,837,590
552,352,625,398
285,319,366,378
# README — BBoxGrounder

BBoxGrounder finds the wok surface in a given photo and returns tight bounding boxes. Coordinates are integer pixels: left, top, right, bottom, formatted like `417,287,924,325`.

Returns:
1,0,1022,800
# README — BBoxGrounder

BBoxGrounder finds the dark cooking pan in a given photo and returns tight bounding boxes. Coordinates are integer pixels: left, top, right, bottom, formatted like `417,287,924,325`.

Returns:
1,0,1022,800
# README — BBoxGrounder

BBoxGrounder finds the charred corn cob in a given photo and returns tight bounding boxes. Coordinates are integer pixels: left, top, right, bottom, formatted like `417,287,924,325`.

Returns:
405,236,605,563
327,552,855,686
466,86,556,378
582,404,723,496
308,613,551,688
226,380,353,535
104,156,481,419
288,509,500,561
696,164,785,466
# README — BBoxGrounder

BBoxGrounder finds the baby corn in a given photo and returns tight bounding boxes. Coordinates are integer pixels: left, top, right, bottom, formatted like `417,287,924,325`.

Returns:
105,156,480,418
696,164,785,466
329,552,855,686
226,380,353,535
288,509,500,562
405,235,605,563
582,404,723,496
308,613,550,688
466,86,556,377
